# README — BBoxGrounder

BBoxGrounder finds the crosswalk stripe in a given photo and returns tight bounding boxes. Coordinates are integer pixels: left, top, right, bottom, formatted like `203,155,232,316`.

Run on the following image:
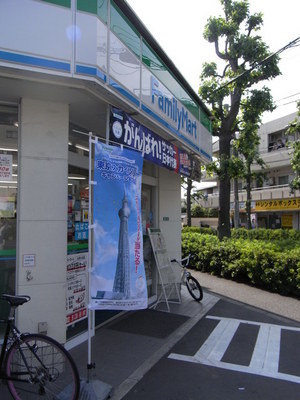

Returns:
168,315,300,383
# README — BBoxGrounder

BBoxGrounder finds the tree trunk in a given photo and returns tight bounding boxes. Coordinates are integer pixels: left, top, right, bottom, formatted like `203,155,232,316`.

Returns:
233,146,239,228
246,163,252,229
186,178,192,227
233,177,239,228
218,134,232,240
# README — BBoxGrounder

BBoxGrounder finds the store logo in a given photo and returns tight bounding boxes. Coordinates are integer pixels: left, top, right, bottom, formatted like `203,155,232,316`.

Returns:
112,120,123,139
151,76,197,139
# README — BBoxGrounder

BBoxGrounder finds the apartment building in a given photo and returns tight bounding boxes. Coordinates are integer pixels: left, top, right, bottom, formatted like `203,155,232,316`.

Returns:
200,112,300,230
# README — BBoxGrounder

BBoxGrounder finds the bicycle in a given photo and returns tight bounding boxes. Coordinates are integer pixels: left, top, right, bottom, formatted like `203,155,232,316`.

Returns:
171,254,203,301
0,294,80,399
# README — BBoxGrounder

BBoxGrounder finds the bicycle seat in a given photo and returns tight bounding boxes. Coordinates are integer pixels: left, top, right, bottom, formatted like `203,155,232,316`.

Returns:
1,294,31,307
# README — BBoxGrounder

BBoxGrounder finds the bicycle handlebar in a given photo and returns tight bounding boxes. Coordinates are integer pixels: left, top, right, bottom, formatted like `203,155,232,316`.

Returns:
171,254,191,267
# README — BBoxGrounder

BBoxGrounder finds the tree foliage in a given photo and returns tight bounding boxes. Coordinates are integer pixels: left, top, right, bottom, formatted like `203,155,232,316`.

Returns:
181,177,206,226
286,101,300,193
236,88,274,228
199,0,281,240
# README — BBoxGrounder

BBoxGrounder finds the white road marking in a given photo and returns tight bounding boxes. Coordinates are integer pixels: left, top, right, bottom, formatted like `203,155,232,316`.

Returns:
168,316,300,384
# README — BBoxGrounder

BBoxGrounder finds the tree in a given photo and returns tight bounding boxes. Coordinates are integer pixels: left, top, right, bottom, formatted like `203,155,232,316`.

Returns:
181,177,206,226
199,0,280,240
286,101,300,193
236,89,274,229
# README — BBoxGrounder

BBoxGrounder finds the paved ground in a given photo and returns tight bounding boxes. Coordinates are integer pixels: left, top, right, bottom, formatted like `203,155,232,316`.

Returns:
0,272,299,399
193,270,300,322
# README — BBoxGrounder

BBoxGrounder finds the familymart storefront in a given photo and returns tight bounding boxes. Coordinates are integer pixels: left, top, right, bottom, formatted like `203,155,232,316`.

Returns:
0,0,212,346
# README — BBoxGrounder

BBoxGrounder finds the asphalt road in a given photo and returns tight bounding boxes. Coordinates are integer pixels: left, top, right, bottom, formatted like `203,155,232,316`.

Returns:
122,297,300,400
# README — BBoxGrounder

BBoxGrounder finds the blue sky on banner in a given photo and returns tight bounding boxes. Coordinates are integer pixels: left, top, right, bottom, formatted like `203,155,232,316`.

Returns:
91,143,145,301
127,0,300,123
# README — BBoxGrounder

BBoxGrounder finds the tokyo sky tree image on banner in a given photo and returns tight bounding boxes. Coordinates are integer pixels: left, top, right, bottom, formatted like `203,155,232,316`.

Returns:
90,142,147,310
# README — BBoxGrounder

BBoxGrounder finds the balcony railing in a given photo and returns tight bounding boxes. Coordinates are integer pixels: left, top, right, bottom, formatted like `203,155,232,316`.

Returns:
199,184,299,208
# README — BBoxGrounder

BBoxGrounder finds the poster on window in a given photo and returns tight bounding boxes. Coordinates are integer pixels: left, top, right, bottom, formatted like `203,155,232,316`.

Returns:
66,252,88,325
0,154,12,181
90,142,147,310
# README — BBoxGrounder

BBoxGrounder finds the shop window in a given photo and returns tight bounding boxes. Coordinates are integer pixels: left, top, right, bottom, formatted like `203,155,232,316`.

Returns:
67,128,90,340
0,105,18,324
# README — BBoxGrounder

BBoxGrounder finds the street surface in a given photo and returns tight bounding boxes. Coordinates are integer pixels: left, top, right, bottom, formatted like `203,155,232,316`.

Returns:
122,298,300,400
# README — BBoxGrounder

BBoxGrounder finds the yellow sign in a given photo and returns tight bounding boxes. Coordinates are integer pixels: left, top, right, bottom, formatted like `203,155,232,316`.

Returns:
281,215,293,228
255,198,300,211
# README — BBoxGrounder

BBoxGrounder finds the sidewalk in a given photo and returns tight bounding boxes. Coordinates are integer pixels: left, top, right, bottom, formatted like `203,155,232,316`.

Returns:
193,270,300,322
69,272,299,399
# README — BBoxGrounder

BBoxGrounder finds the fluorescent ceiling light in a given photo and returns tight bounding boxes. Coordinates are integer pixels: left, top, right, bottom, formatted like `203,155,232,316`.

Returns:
0,148,18,152
68,176,86,180
0,180,17,184
75,144,89,152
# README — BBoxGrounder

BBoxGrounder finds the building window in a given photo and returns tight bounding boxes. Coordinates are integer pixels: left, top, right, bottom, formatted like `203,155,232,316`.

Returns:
0,104,18,324
278,175,289,185
268,130,286,152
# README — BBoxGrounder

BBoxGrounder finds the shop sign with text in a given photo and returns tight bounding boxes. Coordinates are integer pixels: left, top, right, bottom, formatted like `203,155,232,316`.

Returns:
255,198,300,211
110,107,199,179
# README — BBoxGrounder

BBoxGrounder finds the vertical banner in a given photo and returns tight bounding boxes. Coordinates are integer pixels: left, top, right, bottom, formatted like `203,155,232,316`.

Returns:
90,142,147,310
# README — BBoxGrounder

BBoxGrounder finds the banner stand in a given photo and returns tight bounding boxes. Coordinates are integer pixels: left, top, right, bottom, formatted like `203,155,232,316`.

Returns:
79,134,112,400
81,135,147,399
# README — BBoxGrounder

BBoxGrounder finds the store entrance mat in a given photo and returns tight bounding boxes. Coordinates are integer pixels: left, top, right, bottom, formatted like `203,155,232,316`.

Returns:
107,309,189,339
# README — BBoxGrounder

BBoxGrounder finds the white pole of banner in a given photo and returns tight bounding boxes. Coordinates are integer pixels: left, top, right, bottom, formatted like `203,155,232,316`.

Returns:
87,132,94,382
105,104,110,144
82,133,111,400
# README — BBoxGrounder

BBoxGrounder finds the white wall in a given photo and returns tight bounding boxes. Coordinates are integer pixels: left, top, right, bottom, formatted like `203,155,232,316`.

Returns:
17,98,69,343
158,168,182,261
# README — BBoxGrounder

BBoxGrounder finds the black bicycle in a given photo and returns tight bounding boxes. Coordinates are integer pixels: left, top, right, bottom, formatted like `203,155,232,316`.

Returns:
171,254,203,301
0,294,80,399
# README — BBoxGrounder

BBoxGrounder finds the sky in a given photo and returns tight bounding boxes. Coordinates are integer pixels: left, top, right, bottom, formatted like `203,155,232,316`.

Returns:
126,0,300,123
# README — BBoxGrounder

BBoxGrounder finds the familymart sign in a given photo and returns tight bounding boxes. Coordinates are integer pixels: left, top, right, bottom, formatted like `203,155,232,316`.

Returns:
151,76,197,139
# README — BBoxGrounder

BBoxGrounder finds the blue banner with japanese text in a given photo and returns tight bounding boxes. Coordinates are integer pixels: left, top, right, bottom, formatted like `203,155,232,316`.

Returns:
110,107,199,179
90,142,147,310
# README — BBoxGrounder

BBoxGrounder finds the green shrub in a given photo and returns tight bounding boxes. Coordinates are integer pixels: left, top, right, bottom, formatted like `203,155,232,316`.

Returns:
181,230,300,297
231,228,300,241
182,226,217,236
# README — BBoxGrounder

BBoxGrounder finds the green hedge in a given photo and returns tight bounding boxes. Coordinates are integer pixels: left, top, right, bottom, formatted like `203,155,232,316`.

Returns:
181,230,300,297
182,226,217,236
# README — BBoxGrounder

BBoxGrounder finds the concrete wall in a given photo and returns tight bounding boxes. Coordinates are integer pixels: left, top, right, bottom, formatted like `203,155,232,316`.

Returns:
158,168,181,261
17,98,69,343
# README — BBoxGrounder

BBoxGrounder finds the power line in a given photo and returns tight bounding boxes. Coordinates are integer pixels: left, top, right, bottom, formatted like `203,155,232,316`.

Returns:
213,36,300,92
275,92,300,102
277,98,300,107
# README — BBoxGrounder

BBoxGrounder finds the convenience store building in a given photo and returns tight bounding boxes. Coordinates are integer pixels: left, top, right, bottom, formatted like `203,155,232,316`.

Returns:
0,0,212,347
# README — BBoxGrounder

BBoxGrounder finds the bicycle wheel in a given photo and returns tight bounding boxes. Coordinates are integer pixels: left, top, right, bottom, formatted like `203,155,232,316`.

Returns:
186,275,203,301
5,333,80,400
